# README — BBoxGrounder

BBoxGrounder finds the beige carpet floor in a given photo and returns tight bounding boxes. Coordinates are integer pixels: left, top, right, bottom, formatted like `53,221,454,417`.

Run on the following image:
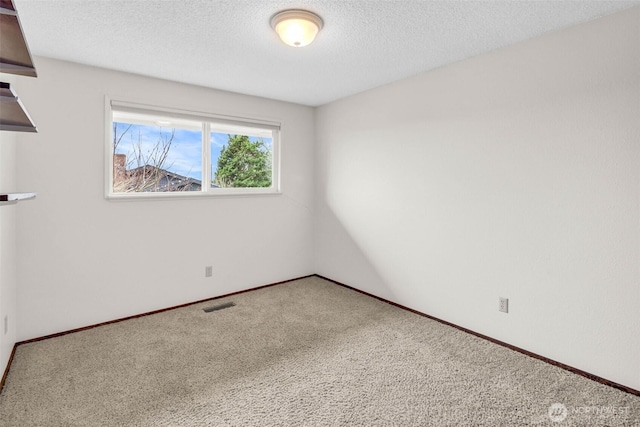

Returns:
0,276,638,426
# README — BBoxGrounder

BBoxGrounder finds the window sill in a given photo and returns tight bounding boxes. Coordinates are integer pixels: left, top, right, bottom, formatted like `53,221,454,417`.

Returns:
106,189,282,201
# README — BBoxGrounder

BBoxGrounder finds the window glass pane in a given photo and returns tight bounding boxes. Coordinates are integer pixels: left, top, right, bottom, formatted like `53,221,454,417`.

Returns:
210,131,273,189
113,121,202,193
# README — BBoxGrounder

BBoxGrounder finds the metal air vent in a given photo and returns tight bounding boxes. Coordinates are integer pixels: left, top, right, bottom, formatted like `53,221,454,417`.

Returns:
203,302,236,313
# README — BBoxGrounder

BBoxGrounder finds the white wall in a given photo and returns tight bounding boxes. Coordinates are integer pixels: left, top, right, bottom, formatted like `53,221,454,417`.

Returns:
0,75,18,375
14,58,315,341
315,8,640,391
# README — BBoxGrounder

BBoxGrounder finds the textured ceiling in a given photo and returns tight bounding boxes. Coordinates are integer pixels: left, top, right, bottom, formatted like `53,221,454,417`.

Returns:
13,0,640,106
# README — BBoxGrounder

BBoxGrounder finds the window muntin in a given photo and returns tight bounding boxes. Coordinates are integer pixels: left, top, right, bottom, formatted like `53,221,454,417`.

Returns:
107,101,280,198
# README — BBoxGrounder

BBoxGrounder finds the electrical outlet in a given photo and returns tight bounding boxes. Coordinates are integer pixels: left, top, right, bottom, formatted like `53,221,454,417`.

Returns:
3,315,7,335
499,297,509,313
205,266,213,277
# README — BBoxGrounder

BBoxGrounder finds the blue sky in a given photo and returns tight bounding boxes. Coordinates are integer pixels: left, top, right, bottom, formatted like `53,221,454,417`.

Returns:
114,122,271,182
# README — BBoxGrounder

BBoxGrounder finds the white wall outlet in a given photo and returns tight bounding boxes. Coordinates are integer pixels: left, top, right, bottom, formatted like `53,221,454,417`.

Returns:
499,297,509,313
3,315,7,334
205,266,213,277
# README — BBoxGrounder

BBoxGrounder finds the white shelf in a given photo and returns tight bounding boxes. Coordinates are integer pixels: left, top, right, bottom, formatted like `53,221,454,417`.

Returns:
0,82,37,132
0,0,37,77
0,192,36,202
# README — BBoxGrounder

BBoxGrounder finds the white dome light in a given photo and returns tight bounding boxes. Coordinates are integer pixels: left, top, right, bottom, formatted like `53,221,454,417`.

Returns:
271,10,324,47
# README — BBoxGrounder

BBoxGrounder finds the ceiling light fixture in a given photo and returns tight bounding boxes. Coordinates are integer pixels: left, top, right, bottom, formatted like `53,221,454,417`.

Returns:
270,9,323,47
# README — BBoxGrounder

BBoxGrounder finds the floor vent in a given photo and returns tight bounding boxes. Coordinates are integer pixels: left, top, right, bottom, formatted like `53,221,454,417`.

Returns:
203,302,236,313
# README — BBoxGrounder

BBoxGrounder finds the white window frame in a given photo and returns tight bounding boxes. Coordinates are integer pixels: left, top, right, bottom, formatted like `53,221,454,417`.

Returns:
105,98,281,199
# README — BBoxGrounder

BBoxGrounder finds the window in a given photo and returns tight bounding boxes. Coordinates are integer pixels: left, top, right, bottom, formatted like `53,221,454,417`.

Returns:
106,100,280,198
